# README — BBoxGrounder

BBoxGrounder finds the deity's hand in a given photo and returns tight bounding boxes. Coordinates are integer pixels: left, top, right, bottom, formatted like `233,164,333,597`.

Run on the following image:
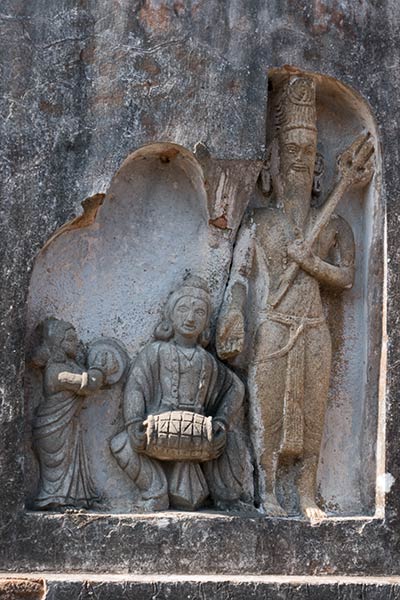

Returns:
127,420,146,452
337,132,375,189
287,238,316,271
212,419,227,457
216,309,245,360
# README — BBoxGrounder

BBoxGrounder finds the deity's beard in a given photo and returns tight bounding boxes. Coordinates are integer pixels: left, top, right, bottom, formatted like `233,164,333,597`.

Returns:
283,168,312,197
281,169,313,228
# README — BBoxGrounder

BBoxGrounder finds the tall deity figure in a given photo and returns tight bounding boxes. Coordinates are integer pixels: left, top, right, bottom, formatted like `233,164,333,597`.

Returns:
216,75,374,521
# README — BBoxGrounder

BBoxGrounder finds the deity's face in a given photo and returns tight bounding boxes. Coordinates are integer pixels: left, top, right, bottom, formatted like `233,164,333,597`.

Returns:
60,327,79,358
279,128,317,188
171,295,209,342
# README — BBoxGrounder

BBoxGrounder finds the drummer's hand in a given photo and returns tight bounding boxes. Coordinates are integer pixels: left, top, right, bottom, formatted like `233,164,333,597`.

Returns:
212,419,227,456
128,420,146,451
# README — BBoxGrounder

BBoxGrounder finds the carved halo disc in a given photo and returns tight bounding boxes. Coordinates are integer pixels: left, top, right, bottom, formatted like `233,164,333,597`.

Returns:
87,338,129,385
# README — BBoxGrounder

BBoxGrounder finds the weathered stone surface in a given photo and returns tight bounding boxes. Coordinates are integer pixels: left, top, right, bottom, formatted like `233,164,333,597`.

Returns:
1,575,399,600
0,0,400,593
0,578,44,600
44,580,400,600
0,511,395,575
3,575,400,599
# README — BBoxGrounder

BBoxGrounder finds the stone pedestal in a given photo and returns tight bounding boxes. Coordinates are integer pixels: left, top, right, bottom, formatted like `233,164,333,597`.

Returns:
2,574,400,600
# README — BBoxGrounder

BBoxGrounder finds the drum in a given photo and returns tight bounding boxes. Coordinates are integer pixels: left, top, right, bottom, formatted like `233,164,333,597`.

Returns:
143,410,215,462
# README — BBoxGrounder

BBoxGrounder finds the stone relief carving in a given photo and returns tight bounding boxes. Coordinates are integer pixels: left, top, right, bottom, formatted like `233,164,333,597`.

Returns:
216,75,375,521
26,72,380,519
31,318,128,509
110,277,247,511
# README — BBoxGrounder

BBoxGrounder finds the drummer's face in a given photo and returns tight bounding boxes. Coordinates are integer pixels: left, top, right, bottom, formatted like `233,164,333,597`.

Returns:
172,295,208,341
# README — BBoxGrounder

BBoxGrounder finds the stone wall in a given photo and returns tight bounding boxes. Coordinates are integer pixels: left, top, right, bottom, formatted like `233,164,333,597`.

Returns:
1,0,400,596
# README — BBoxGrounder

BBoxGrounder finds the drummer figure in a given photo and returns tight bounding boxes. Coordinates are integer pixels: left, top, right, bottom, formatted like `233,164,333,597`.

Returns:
111,276,246,511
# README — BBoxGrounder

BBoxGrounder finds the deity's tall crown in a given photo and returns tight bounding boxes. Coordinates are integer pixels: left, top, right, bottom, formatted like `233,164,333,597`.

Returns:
275,75,317,134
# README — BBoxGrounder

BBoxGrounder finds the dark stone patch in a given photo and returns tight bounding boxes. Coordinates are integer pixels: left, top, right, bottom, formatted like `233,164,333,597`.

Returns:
0,578,44,600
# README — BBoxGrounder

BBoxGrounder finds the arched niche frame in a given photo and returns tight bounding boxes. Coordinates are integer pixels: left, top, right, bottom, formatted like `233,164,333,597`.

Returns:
246,67,384,517
24,142,251,511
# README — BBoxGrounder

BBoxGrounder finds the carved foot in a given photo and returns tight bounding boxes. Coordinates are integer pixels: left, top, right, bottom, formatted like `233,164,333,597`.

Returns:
299,497,326,524
262,493,287,517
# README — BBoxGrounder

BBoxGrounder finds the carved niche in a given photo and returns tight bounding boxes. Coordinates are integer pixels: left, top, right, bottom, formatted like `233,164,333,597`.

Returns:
25,142,258,513
25,68,383,521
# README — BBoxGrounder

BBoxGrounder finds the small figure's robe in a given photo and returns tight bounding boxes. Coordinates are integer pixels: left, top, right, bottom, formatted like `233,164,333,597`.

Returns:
33,360,97,509
111,341,245,510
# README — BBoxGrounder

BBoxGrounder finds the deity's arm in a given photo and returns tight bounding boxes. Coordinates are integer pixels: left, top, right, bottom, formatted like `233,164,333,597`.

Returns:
224,215,255,311
313,216,355,289
216,215,255,360
56,344,127,395
288,215,355,290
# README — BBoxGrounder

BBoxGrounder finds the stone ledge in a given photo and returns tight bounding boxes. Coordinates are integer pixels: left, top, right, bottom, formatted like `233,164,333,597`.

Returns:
1,574,400,599
3,510,392,575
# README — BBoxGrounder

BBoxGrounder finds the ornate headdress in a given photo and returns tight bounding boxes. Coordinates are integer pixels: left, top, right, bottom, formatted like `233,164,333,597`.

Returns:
275,76,317,134
166,276,210,315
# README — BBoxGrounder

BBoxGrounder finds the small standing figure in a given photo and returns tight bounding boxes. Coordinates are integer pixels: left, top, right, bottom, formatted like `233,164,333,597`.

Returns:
111,277,246,512
32,318,126,510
